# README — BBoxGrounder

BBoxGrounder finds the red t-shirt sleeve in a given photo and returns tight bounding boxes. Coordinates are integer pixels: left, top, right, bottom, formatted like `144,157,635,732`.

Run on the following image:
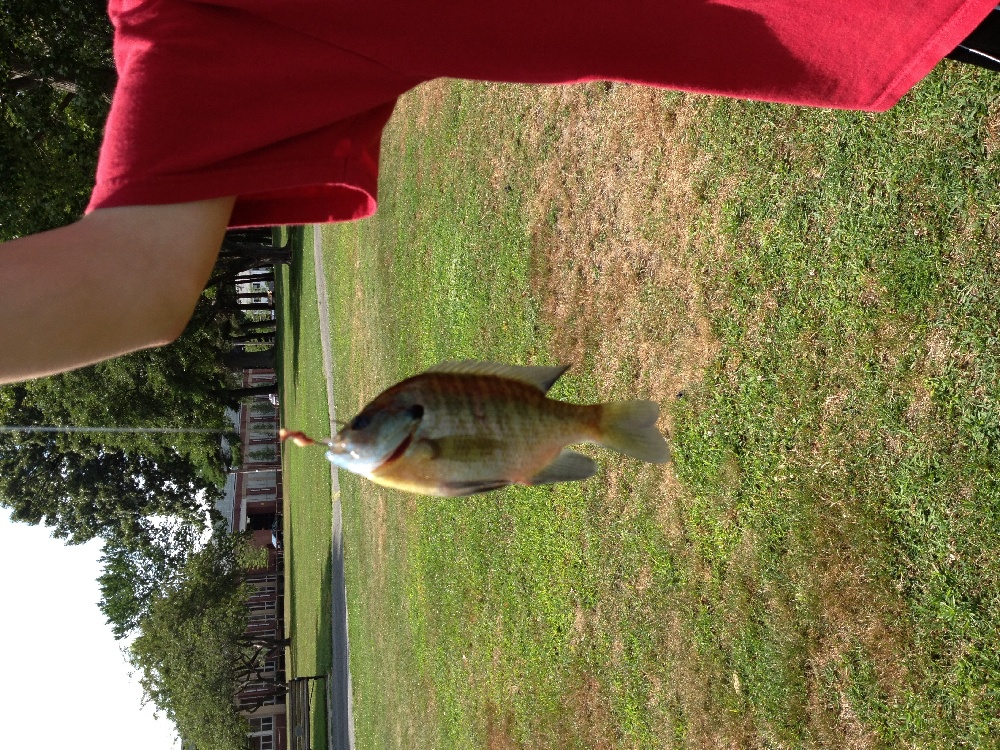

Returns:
88,0,418,226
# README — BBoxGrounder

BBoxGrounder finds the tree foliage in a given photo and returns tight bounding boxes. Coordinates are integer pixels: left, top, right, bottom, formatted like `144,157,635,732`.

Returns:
128,533,286,750
0,427,216,543
0,311,241,544
1,0,115,239
98,519,202,640
16,305,237,474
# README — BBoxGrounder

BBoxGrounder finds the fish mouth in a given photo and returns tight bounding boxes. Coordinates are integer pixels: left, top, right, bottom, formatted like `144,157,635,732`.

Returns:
327,435,349,455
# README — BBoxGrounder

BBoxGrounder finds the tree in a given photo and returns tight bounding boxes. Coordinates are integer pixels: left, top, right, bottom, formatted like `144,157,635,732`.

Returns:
222,347,276,371
0,284,241,534
0,325,236,545
0,241,293,545
1,0,115,240
229,333,276,347
0,425,219,545
128,533,287,750
98,519,202,640
204,230,292,294
224,382,279,400
13,300,239,479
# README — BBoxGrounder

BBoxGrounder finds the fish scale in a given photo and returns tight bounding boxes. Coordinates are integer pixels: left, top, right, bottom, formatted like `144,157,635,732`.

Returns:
422,373,589,444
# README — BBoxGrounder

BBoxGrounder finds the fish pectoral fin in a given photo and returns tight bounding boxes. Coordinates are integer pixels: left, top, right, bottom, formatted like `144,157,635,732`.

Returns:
439,479,510,496
528,450,597,485
424,360,570,393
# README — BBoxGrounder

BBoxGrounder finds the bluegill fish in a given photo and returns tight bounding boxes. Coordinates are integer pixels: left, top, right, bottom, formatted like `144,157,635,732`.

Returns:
284,361,669,497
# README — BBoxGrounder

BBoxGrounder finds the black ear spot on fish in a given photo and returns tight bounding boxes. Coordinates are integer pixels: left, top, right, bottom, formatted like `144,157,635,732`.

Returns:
350,413,372,431
408,404,425,420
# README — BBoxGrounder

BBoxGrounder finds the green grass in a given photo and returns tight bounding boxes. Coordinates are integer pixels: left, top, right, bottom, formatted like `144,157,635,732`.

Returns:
674,65,1000,747
282,63,1000,749
275,224,332,750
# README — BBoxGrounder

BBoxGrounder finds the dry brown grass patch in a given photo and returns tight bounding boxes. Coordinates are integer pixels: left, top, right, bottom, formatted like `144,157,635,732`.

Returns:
522,85,718,428
982,100,1000,156
513,84,733,744
557,674,618,750
372,492,388,568
516,97,723,703
662,617,758,750
656,471,690,542
800,524,914,749
485,706,521,750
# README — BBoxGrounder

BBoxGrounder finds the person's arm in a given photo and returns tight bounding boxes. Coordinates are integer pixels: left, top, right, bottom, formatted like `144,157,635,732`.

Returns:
0,197,236,385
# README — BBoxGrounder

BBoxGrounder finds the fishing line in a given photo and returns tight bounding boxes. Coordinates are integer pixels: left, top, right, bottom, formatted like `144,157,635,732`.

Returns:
0,425,224,435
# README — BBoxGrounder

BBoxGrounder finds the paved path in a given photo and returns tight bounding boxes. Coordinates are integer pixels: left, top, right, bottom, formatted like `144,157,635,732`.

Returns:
311,225,356,750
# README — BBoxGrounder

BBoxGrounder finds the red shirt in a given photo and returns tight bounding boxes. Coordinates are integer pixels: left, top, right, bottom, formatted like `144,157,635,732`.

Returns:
88,0,998,226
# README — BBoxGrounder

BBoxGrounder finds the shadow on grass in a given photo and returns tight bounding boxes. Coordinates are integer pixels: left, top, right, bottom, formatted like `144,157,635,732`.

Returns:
310,676,329,750
273,221,340,749
316,542,334,672
313,547,333,750
276,225,308,379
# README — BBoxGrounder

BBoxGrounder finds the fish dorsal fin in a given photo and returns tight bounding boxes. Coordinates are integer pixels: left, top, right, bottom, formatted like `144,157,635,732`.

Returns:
424,360,570,393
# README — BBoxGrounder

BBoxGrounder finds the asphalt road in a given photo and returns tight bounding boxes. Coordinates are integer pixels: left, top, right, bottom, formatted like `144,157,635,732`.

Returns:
312,227,356,750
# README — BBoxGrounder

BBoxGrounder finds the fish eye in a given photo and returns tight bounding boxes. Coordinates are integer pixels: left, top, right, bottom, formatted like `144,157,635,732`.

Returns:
408,404,424,419
350,413,372,431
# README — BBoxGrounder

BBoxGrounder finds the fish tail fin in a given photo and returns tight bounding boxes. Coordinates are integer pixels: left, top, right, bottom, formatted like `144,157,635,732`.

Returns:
598,400,670,464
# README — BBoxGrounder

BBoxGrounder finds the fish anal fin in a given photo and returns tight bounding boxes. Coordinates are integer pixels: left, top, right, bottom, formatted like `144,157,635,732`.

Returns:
424,360,570,393
440,479,510,496
528,450,597,486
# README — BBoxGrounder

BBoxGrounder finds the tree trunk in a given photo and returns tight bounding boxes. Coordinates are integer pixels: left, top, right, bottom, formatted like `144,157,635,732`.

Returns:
242,686,289,714
234,324,277,336
6,57,117,97
225,228,274,245
229,334,275,346
218,242,291,265
233,302,274,311
205,261,278,292
223,348,276,371
223,384,278,400
236,635,291,649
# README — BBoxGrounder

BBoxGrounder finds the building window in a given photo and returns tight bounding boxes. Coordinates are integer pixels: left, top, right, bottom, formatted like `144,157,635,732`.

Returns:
248,587,277,607
250,717,273,732
249,715,275,750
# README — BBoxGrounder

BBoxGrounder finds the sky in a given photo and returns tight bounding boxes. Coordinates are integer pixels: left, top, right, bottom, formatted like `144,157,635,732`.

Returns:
0,508,179,750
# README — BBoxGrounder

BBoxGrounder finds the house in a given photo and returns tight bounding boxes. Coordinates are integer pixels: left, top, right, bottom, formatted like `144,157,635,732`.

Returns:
220,367,287,750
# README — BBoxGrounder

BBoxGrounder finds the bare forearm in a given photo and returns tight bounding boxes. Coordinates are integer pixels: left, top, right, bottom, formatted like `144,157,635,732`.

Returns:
0,198,235,384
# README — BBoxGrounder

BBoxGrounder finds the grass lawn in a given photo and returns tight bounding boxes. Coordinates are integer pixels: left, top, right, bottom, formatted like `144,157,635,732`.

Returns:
288,62,1000,749
275,224,333,750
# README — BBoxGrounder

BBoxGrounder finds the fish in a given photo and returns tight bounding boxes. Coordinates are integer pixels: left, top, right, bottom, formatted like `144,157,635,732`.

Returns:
309,360,669,497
